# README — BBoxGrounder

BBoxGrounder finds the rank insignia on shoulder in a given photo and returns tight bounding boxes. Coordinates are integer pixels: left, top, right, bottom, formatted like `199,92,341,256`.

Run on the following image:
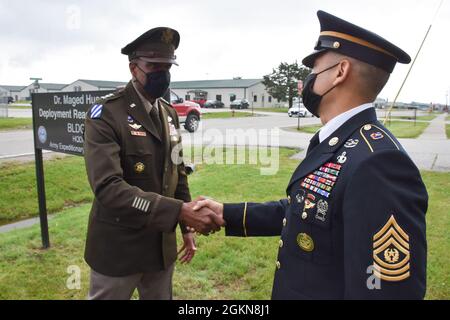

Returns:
90,104,103,119
373,215,410,282
370,132,384,140
344,138,359,148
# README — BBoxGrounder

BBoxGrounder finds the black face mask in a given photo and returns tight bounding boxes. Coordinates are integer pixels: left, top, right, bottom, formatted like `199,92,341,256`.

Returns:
302,62,340,117
137,66,171,99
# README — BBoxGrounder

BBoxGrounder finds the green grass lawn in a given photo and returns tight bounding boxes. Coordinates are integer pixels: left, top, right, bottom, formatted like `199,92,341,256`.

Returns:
8,105,31,109
201,111,254,119
292,120,429,139
0,155,92,225
0,148,448,299
254,107,289,113
0,118,32,131
446,124,450,139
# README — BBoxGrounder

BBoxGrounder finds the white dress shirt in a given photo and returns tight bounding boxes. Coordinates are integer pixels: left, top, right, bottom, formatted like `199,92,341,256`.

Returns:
318,103,374,143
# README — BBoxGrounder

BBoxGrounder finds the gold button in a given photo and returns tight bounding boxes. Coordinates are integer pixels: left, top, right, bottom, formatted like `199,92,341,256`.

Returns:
276,261,281,269
301,212,308,220
333,41,340,49
329,137,339,146
283,218,287,227
287,195,291,204
364,124,372,131
279,239,284,248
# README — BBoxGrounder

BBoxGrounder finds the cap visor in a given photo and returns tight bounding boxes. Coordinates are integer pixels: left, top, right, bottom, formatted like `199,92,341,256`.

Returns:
302,49,327,68
138,56,178,66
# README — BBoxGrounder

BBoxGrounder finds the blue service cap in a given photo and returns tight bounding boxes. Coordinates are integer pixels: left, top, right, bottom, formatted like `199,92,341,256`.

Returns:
302,11,411,73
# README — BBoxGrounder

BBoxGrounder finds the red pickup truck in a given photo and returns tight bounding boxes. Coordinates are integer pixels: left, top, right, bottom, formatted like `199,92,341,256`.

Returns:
170,91,201,132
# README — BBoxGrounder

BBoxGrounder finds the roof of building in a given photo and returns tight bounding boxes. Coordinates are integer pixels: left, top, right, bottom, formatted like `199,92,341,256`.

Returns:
36,83,68,90
77,79,128,88
0,85,26,91
171,79,262,89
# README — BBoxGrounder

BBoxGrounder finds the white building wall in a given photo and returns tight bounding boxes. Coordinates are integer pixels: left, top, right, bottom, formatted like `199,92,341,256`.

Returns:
246,82,276,108
172,83,276,109
19,84,45,100
0,87,7,98
173,88,247,108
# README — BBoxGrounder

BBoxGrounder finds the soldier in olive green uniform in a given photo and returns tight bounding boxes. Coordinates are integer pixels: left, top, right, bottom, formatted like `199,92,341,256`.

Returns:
84,27,222,300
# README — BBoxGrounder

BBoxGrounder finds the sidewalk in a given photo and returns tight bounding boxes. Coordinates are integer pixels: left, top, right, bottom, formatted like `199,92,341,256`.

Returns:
418,113,447,140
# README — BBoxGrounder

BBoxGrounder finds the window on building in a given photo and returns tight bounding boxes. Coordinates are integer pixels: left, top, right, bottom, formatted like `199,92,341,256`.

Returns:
216,95,222,101
230,94,236,102
185,94,191,101
268,96,272,103
253,95,257,102
74,86,82,92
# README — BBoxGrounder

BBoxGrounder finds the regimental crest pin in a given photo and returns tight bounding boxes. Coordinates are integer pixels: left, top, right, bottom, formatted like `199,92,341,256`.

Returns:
373,215,410,282
371,132,384,140
344,139,359,148
161,29,174,44
134,162,145,174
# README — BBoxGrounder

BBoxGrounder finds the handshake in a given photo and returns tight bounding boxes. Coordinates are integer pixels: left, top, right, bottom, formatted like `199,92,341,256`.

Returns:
178,197,225,235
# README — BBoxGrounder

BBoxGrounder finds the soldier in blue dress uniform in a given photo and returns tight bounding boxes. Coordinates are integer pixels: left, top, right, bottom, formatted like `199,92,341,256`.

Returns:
193,10,428,299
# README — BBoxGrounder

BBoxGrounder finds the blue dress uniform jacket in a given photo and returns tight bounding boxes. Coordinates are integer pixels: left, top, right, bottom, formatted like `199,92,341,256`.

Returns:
224,108,427,299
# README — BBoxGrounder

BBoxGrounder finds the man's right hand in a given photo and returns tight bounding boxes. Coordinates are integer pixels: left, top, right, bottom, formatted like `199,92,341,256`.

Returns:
178,201,224,235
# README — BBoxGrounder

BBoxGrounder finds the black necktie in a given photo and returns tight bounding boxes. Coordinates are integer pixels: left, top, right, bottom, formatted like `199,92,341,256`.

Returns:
149,106,162,136
306,131,320,155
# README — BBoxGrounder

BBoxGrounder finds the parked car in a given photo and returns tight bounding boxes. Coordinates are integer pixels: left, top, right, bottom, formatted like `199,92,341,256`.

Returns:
203,100,225,108
170,91,202,132
230,99,249,109
288,103,312,117
189,97,207,108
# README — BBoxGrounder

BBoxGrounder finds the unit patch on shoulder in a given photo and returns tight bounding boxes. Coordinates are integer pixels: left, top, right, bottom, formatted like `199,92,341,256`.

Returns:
90,104,103,119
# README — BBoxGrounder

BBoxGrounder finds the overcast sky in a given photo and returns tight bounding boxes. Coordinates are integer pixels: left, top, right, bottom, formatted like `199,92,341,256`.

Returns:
1,0,449,104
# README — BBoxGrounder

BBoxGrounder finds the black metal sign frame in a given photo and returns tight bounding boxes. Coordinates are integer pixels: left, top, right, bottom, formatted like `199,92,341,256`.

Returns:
31,90,114,248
